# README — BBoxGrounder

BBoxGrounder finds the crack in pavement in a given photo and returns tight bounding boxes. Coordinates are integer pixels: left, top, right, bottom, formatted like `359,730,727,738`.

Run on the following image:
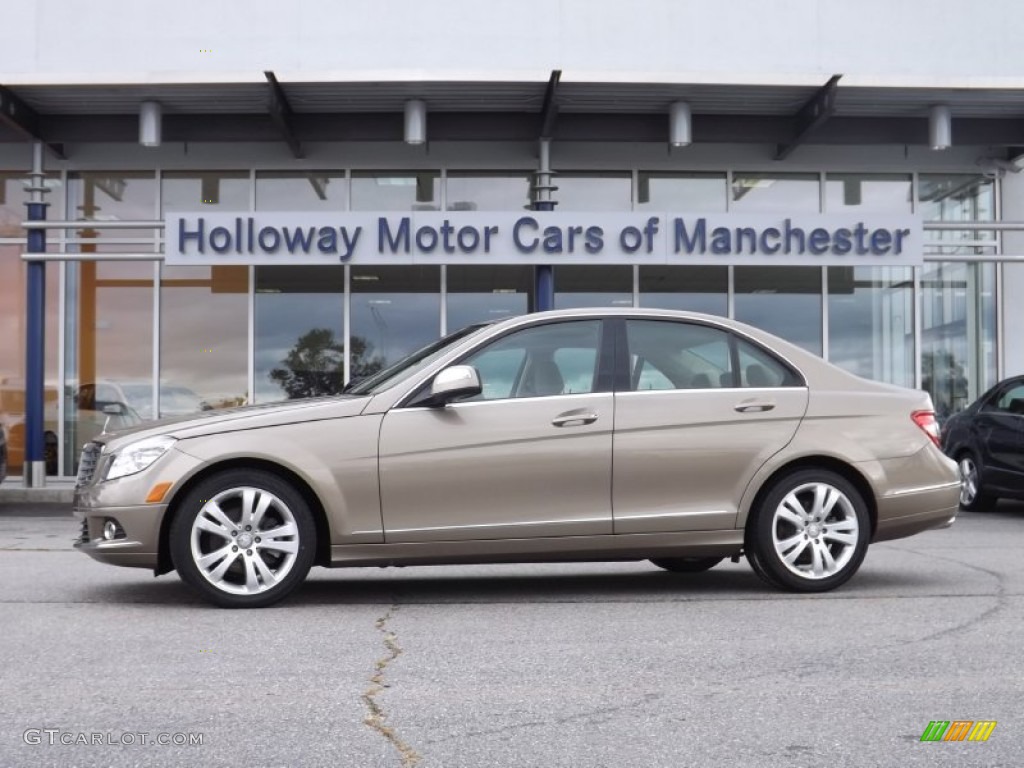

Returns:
362,605,421,768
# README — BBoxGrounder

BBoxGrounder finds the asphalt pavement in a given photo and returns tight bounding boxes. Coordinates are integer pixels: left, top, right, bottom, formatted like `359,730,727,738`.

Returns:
0,500,1021,768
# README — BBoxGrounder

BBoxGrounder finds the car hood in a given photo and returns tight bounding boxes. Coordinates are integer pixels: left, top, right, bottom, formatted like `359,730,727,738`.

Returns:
98,395,369,451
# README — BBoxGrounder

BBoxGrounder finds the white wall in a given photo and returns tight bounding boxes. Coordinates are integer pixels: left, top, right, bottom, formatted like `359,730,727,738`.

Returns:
2,0,1024,86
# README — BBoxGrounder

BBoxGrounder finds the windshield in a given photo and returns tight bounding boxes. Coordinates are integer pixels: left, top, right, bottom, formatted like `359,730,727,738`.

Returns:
347,323,489,396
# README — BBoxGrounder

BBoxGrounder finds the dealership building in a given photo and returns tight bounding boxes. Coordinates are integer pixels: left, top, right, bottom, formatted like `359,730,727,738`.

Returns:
3,0,1024,485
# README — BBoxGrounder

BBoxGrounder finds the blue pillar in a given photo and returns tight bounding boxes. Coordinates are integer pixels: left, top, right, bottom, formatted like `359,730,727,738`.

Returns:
533,199,555,312
24,143,48,486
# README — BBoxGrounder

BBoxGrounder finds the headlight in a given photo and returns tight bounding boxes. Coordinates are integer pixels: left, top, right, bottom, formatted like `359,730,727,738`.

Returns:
104,435,176,481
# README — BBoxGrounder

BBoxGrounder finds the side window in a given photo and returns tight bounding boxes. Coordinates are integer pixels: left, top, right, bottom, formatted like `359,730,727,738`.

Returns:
736,338,802,388
461,320,602,401
625,320,732,391
995,383,1024,414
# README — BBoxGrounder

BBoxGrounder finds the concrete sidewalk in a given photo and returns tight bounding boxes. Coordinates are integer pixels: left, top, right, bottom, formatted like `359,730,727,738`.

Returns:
0,485,75,508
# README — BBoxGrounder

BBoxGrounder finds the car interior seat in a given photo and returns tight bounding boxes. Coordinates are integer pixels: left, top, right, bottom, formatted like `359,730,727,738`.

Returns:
521,359,564,397
745,363,773,388
690,373,713,389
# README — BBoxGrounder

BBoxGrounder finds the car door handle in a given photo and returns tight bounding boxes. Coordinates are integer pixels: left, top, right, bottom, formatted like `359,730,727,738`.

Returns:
734,401,776,413
552,410,598,427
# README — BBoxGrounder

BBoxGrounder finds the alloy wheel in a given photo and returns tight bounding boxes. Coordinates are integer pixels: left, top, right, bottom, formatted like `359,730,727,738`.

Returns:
190,486,300,595
770,482,859,580
959,456,978,507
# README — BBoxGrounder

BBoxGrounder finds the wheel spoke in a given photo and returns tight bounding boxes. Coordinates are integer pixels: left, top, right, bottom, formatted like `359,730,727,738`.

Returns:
239,489,257,528
776,533,805,556
823,530,857,546
781,493,808,522
258,522,298,554
208,549,240,582
194,516,232,541
782,538,809,565
243,556,260,593
816,540,836,574
197,544,234,570
776,507,805,528
821,487,841,519
251,551,278,588
202,501,236,532
251,493,274,530
810,539,825,576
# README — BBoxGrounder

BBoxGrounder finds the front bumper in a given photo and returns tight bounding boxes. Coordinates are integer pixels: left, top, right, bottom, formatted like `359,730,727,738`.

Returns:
73,446,204,570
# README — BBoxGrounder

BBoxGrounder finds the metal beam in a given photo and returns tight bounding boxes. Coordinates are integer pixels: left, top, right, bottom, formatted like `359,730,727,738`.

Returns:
775,74,842,161
263,71,304,159
539,70,561,140
0,84,65,159
12,110,1024,147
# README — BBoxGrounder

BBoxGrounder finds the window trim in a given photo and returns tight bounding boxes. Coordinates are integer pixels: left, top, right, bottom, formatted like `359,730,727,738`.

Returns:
399,317,615,408
616,317,806,393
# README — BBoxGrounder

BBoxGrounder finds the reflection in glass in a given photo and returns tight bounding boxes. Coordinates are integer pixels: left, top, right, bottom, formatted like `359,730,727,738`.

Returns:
919,174,996,255
64,261,154,473
160,265,249,416
825,173,911,214
68,173,156,245
921,262,997,421
446,266,534,330
256,172,347,211
730,173,820,213
827,267,913,387
556,173,632,211
0,172,62,237
162,171,250,212
446,172,531,211
639,266,727,315
735,267,822,354
555,265,633,309
351,266,440,380
636,172,727,212
0,246,59,476
351,172,440,211
255,266,344,403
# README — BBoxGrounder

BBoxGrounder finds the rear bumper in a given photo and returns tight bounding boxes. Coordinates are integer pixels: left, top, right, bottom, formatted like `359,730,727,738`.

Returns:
873,480,960,542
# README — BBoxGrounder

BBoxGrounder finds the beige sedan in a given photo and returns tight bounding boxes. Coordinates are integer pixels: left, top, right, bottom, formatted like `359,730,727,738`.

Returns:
73,309,960,608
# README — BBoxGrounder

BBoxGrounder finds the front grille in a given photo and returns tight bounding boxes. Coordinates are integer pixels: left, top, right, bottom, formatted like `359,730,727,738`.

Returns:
78,518,90,544
76,442,102,488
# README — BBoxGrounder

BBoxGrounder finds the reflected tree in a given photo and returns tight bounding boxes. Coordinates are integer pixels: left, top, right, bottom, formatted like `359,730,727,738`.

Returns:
269,328,384,399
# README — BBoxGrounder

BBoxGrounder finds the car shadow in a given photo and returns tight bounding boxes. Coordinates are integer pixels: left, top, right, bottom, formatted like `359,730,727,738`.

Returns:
88,562,942,608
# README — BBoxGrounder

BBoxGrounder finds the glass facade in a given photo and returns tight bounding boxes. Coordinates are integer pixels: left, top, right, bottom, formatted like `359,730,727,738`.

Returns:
0,167,1006,477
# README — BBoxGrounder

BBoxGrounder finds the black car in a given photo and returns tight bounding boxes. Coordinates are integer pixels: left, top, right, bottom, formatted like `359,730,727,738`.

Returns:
941,376,1024,510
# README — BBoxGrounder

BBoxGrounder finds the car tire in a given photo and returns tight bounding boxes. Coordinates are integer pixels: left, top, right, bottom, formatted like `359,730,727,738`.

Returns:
649,556,723,573
746,469,870,593
169,468,316,608
957,452,995,511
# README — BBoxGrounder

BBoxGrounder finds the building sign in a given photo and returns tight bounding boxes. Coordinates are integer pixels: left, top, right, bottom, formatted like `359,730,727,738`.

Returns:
167,212,922,267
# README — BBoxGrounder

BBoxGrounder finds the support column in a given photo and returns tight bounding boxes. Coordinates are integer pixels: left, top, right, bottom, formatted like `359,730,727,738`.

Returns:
23,141,49,487
531,138,557,312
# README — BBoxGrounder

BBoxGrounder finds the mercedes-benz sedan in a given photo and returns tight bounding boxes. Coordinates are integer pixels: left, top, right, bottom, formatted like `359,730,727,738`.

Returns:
73,309,960,608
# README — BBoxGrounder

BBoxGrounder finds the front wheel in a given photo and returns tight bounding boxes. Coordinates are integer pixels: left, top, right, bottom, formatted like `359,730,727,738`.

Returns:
958,453,995,511
169,469,316,608
746,469,870,592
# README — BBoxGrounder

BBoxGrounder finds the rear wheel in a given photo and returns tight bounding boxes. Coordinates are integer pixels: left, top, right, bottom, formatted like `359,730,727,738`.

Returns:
746,469,870,592
169,469,316,608
957,452,995,511
650,556,723,573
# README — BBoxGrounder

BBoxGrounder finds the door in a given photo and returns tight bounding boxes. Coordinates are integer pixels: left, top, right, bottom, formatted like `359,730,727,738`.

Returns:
613,319,809,533
974,379,1024,491
378,319,614,542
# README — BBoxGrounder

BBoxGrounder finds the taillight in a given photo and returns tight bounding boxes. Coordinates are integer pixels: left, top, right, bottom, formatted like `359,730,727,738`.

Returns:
912,410,941,448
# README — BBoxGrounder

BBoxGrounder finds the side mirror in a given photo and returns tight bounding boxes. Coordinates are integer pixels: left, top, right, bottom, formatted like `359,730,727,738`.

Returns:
428,365,482,406
101,402,126,415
